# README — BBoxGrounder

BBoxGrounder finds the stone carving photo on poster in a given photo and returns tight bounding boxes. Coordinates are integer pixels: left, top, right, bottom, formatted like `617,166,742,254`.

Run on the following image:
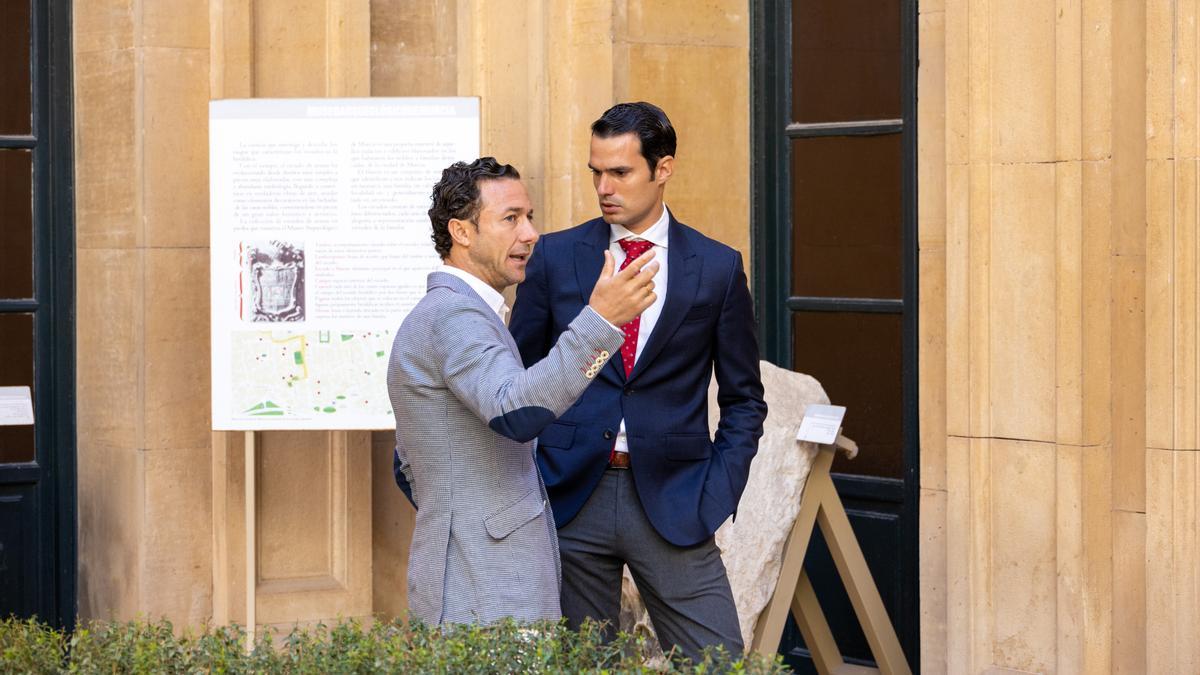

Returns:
242,240,305,322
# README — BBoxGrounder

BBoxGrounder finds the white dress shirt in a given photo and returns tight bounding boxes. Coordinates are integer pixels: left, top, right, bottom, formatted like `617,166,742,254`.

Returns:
609,205,670,454
437,264,509,323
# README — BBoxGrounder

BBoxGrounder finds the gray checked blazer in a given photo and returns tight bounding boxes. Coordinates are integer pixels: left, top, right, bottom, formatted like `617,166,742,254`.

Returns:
387,271,623,626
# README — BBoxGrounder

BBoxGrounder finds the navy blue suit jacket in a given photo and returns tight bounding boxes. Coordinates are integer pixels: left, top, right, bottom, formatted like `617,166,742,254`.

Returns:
508,214,767,547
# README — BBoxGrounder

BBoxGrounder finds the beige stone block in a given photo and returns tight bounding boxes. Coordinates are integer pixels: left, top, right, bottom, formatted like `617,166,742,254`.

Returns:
142,0,208,49
920,246,947,491
462,0,543,187
989,163,1056,442
74,49,139,250
371,0,456,58
966,0,991,164
1145,450,1200,672
968,162,992,438
946,164,969,436
944,435,972,674
1112,509,1146,674
371,430,412,619
1175,160,1198,448
554,0,618,47
1056,162,1085,445
622,0,747,48
1110,0,1147,257
967,436,994,673
990,0,1056,163
1146,0,1174,160
1080,0,1113,161
77,248,143,451
1171,450,1200,672
1111,254,1146,512
625,43,749,252
144,248,210,450
989,438,1056,674
371,54,457,97
1080,444,1114,674
73,0,134,53
1177,0,1200,160
1145,447,1175,673
252,1,331,97
919,487,948,674
143,48,210,248
918,11,947,246
1145,160,1174,449
944,0,968,164
77,442,143,620
1081,161,1113,446
328,0,372,98
922,0,945,13
1055,0,1082,162
1055,444,1084,673
140,446,213,623
542,174,577,234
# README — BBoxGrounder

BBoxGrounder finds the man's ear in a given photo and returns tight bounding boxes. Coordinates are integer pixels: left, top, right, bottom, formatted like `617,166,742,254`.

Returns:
654,155,675,185
448,218,473,248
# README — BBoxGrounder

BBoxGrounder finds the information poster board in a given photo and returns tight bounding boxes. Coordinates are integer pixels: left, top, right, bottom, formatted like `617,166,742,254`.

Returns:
210,98,480,430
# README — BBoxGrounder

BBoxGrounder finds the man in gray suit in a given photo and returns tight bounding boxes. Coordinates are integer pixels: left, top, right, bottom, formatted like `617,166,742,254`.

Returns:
387,157,658,626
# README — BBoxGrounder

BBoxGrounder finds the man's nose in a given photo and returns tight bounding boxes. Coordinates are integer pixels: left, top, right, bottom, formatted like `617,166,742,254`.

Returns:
519,219,539,244
596,174,613,195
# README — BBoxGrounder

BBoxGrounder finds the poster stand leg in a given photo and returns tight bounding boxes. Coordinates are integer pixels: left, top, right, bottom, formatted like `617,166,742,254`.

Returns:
245,430,256,652
750,434,911,675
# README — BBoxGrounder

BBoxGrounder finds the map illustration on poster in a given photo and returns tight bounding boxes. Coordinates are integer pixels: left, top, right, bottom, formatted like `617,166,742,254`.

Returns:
210,98,480,430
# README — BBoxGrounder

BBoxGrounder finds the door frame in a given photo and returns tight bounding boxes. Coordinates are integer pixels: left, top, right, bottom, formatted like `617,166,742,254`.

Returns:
750,0,920,666
0,0,77,628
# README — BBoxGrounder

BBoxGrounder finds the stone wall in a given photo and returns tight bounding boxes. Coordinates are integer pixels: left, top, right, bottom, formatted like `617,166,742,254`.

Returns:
74,0,751,630
916,0,1194,672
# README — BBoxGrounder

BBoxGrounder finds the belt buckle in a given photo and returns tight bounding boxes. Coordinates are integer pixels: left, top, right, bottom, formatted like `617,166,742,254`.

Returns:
608,452,631,469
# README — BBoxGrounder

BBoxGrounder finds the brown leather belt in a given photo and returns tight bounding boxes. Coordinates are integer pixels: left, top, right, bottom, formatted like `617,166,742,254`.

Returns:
608,452,631,469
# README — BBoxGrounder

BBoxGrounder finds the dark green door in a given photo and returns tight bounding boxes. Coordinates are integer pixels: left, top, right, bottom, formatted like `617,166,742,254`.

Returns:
0,0,75,628
752,0,919,670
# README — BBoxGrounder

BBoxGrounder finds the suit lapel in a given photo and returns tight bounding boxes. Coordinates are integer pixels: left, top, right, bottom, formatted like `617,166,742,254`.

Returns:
574,220,628,381
630,218,699,382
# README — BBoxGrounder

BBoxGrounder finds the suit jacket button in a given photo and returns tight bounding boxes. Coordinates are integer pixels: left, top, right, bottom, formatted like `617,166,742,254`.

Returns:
623,388,634,396
602,429,614,440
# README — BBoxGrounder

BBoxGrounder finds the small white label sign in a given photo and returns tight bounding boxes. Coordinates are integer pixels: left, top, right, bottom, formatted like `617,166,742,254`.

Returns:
796,404,846,445
0,386,34,426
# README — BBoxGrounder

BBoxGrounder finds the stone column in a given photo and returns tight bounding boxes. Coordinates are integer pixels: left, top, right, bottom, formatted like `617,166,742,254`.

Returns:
922,0,1152,671
74,0,215,624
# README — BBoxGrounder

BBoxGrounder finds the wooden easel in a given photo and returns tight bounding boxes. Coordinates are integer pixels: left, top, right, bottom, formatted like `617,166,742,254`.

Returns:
750,434,911,675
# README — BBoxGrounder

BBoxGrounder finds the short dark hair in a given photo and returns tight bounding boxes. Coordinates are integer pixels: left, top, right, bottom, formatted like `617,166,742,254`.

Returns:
590,102,677,176
428,157,521,259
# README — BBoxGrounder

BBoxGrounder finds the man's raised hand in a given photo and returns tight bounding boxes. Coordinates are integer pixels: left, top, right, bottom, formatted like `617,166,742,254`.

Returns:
589,249,658,327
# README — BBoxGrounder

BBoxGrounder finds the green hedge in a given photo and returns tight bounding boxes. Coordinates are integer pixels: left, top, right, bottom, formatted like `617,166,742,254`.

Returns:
0,616,789,674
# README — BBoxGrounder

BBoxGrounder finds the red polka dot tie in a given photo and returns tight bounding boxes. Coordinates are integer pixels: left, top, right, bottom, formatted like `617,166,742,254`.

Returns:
616,237,654,378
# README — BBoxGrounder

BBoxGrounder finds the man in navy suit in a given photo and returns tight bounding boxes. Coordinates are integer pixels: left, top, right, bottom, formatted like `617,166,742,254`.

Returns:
509,102,767,659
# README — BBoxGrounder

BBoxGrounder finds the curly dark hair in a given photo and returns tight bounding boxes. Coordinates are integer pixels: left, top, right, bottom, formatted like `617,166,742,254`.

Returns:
429,157,521,259
591,102,677,176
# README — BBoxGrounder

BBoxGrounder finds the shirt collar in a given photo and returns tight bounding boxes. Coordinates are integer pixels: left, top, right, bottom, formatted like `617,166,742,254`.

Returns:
609,204,670,249
437,264,509,319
